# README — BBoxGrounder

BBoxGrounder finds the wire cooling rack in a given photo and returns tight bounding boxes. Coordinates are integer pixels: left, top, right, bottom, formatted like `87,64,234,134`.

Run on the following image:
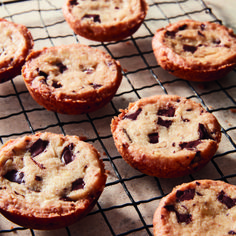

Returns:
0,0,236,235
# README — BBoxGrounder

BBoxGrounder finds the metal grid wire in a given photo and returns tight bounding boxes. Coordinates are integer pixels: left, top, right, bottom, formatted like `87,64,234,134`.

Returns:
0,0,236,235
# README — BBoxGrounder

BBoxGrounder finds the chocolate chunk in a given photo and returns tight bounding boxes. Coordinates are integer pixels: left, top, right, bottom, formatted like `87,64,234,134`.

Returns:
148,132,159,144
183,44,197,53
200,24,206,31
29,139,49,157
217,190,236,209
82,14,101,23
56,62,67,73
198,30,205,37
165,30,176,38
72,178,85,191
190,151,201,164
177,212,192,224
176,189,195,201
35,176,42,181
157,117,172,128
164,204,192,224
228,231,236,235
198,123,213,140
4,170,25,184
61,143,75,164
213,39,221,44
90,83,102,89
164,204,175,212
38,70,48,79
123,108,142,120
157,106,175,117
178,24,187,31
69,0,78,6
179,140,201,150
52,80,62,88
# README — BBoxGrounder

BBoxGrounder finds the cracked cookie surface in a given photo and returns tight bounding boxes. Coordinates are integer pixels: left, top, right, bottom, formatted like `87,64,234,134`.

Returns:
152,19,236,81
22,44,122,114
111,95,221,178
0,132,107,229
63,0,148,42
153,180,236,236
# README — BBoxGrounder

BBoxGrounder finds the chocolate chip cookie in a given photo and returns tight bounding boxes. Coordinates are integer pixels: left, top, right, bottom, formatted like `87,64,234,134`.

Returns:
63,0,148,42
153,179,236,235
111,95,221,178
22,44,122,114
0,132,107,229
0,18,33,83
152,19,236,82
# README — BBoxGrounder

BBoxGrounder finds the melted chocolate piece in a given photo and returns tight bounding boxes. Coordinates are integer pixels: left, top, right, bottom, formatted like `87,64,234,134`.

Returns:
82,14,101,23
56,62,67,73
217,190,236,209
69,0,78,5
148,132,159,144
179,140,201,150
4,170,25,184
52,80,62,88
157,117,172,128
198,123,213,140
90,83,102,89
157,106,175,117
198,31,205,37
190,151,201,164
72,178,85,191
176,189,195,201
213,39,221,45
61,143,75,164
228,231,236,235
38,70,48,79
183,44,197,53
164,205,192,224
29,139,49,157
35,176,42,181
179,24,187,31
165,30,176,38
200,24,206,31
123,108,142,120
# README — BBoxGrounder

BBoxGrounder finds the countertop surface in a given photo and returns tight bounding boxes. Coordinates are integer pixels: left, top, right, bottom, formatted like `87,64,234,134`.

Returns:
0,0,235,236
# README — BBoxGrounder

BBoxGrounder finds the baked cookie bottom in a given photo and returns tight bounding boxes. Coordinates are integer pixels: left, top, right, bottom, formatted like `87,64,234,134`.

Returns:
111,95,221,178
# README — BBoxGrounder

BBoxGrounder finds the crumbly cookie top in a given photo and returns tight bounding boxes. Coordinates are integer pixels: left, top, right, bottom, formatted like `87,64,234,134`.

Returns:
114,95,221,157
23,44,121,99
160,20,236,66
156,180,236,235
67,0,147,25
0,132,106,214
